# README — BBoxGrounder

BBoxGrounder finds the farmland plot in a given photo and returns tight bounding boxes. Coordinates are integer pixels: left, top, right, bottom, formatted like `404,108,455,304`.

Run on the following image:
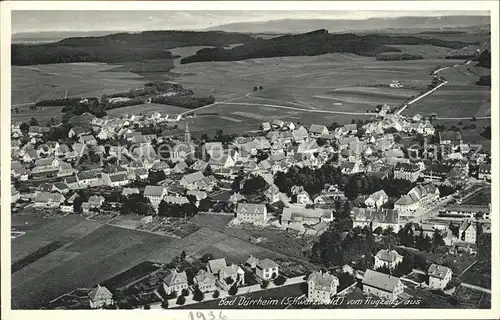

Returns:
11,223,173,309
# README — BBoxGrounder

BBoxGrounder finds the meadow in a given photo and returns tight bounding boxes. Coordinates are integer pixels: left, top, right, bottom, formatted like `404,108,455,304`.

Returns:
11,216,173,309
402,64,491,118
12,63,147,106
12,47,486,135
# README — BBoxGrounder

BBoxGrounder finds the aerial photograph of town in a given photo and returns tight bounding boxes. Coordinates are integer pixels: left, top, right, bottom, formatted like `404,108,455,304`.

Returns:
8,8,493,311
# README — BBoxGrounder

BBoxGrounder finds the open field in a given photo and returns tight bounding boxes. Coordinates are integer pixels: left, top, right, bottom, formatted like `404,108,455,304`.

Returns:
12,63,147,106
171,54,444,104
460,262,491,290
11,216,175,309
387,45,454,58
12,51,485,135
189,213,234,231
11,105,65,123
402,64,490,118
462,187,491,205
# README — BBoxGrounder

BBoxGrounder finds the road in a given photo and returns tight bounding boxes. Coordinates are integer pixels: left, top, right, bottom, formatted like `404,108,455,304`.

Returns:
396,81,448,115
396,60,482,116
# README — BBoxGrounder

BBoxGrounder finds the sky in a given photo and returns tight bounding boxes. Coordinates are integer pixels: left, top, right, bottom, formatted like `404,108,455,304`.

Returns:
12,10,490,34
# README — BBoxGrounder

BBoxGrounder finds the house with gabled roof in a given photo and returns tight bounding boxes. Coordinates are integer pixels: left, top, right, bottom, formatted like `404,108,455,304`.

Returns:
374,249,403,270
393,162,421,182
256,258,279,280
307,271,339,303
34,192,65,209
427,264,453,290
362,269,404,301
180,171,215,191
261,122,271,132
395,183,439,215
297,138,319,154
292,126,309,142
69,126,91,138
194,269,217,293
352,208,400,232
282,206,333,228
219,264,245,286
88,284,114,309
57,161,74,177
439,131,463,145
365,190,389,209
209,153,235,170
236,203,267,225
162,269,188,295
76,170,102,188
79,135,98,146
22,148,39,163
229,192,246,204
308,124,329,138
144,186,167,208
459,220,477,244
122,187,140,197
207,258,227,275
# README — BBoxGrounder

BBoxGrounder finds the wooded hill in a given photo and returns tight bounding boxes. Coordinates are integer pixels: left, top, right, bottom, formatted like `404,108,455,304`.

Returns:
181,29,476,64
11,30,254,65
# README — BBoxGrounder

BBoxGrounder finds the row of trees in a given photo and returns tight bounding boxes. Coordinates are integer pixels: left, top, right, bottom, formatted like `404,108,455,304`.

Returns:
274,165,415,200
151,95,215,109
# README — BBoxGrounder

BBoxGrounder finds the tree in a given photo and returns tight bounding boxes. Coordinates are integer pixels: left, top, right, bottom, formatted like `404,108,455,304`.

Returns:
161,300,169,309
225,277,234,285
147,170,166,185
375,265,392,275
29,117,39,126
186,194,197,206
176,295,186,305
198,197,213,212
273,275,286,286
212,290,220,298
181,288,190,297
203,164,213,176
259,86,263,90
432,230,445,252
180,250,187,261
228,284,238,296
253,86,258,92
73,196,83,213
20,122,29,133
193,288,204,302
200,253,214,263
393,255,413,277
260,280,269,289
242,175,268,195
143,304,150,309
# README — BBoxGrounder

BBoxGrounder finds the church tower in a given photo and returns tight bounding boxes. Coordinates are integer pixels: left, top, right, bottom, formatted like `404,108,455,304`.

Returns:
184,122,191,142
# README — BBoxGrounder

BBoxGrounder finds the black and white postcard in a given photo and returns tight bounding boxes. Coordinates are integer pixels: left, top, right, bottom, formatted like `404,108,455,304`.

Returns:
1,1,498,320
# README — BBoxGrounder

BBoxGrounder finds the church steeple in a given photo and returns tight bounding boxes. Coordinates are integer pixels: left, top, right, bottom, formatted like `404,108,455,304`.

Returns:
184,122,191,142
